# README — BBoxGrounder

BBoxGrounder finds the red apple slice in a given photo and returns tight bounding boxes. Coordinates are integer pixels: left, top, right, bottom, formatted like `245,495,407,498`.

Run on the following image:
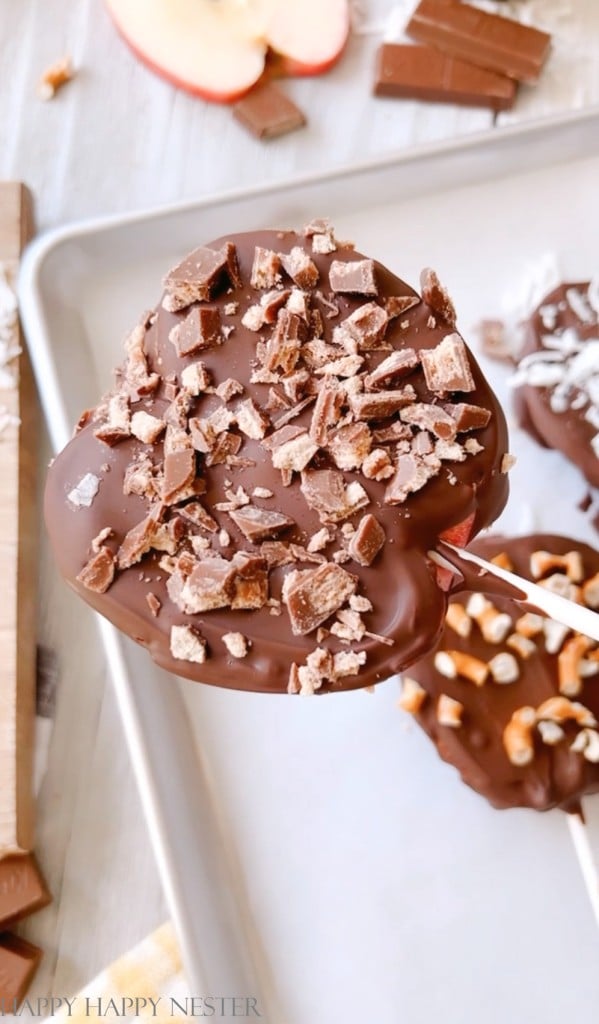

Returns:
105,0,350,103
263,0,350,76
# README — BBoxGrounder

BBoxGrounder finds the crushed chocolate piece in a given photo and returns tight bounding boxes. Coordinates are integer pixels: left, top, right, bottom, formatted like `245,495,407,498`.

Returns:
342,302,389,349
301,469,369,523
94,393,131,446
228,504,295,542
250,247,281,289
146,592,161,616
385,295,421,319
328,422,372,470
349,386,416,420
262,288,292,323
123,323,160,398
222,632,250,658
309,378,343,445
130,410,165,444
163,244,239,312
76,546,115,593
385,451,441,504
234,397,270,439
348,514,386,566
364,349,420,389
170,624,207,663
280,247,319,289
420,268,457,327
162,448,196,504
169,305,222,356
262,309,304,373
117,506,164,569
329,259,377,296
400,403,458,440
420,334,475,394
263,424,318,475
180,501,218,532
362,448,395,480
444,402,491,432
215,378,244,402
284,563,357,635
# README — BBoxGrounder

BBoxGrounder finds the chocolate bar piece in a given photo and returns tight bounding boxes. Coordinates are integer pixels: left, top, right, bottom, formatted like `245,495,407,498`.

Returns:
233,82,306,140
0,933,42,1007
407,0,551,84
374,43,516,112
0,854,51,928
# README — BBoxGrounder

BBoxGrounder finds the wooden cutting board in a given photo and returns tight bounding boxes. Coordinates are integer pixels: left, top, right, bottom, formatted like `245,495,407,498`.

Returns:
0,182,36,857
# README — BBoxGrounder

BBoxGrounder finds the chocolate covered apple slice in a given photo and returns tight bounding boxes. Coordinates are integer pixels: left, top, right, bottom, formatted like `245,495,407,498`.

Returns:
45,223,510,694
402,533,599,811
512,279,599,489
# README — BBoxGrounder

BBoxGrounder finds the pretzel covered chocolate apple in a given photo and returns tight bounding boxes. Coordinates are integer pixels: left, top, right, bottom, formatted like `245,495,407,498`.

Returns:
45,223,509,693
401,534,599,811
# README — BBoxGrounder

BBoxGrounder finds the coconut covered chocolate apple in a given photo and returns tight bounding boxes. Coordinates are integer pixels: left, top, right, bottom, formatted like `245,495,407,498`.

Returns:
44,222,510,693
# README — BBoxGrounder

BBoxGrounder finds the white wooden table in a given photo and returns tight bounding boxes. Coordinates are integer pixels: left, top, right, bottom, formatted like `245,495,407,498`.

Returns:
2,0,599,1004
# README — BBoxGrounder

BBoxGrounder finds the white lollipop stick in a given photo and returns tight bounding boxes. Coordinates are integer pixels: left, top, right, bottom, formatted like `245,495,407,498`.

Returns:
429,542,599,642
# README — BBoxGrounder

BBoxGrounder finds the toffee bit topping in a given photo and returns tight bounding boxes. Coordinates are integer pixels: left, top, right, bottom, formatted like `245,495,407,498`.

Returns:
123,323,160,397
234,398,270,439
76,546,115,593
283,562,357,636
328,422,372,471
329,259,377,297
163,244,239,312
117,506,164,570
420,334,475,395
146,592,161,616
419,268,457,327
170,624,207,664
169,306,222,356
342,302,389,350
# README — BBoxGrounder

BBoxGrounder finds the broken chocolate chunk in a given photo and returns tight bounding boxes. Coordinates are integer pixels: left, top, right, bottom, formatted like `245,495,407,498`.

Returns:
76,546,115,593
117,505,164,570
300,469,369,523
421,334,475,394
348,514,386,566
364,348,420,389
309,378,343,445
280,247,319,289
250,247,281,289
328,422,372,470
420,268,457,327
349,386,416,420
386,295,421,319
384,451,441,504
263,425,318,475
400,402,458,440
168,305,222,356
163,244,239,312
228,504,295,542
444,401,491,431
162,448,196,504
284,562,357,635
343,302,389,349
329,259,377,297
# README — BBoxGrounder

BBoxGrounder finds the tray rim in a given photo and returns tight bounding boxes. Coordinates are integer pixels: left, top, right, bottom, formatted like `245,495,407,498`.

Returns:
18,100,599,1011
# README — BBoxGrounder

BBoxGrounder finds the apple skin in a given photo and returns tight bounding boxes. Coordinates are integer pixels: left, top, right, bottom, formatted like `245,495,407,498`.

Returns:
105,0,350,104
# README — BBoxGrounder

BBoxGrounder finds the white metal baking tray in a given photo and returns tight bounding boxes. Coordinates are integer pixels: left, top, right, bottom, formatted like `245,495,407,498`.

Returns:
20,107,599,1023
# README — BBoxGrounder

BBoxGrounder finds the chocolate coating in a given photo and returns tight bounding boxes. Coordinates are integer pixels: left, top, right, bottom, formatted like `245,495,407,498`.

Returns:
44,228,509,693
406,534,599,811
514,281,599,488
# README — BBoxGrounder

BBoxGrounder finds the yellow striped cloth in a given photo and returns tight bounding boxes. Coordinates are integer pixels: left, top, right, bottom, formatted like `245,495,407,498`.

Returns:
44,923,191,1022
